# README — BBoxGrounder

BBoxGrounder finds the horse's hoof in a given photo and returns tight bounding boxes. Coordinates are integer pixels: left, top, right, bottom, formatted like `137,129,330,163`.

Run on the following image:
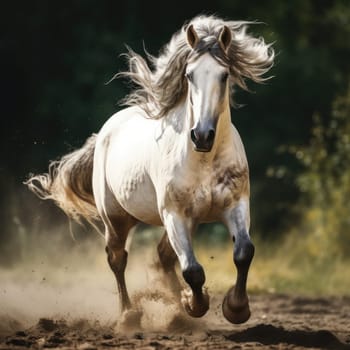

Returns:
181,288,209,318
222,294,250,324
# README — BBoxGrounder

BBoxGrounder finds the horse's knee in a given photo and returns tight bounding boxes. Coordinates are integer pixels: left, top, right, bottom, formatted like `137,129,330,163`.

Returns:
182,263,205,293
234,233,255,269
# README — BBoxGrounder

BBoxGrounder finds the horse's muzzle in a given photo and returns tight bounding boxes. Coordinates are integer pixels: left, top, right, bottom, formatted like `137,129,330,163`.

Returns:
190,127,216,152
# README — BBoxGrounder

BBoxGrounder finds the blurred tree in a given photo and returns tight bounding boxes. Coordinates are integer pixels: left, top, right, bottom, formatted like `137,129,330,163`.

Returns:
1,0,350,252
288,85,350,259
231,0,350,235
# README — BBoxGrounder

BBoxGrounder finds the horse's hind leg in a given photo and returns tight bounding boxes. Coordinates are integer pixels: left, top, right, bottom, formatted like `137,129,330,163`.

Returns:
105,227,130,311
157,231,183,295
104,215,137,313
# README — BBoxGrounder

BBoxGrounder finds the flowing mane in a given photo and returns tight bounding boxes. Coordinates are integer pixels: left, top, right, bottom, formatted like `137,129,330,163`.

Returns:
116,15,274,119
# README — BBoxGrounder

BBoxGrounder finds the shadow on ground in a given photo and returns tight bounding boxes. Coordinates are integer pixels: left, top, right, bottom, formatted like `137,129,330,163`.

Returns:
226,324,350,349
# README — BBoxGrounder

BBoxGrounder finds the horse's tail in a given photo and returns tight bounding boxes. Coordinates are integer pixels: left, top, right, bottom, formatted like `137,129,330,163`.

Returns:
25,134,100,225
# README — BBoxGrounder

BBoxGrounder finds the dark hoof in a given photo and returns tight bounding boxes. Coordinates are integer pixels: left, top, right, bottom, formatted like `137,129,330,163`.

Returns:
222,294,251,324
181,289,209,318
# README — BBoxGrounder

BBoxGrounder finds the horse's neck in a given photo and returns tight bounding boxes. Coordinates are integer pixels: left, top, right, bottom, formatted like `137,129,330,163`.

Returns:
213,108,234,151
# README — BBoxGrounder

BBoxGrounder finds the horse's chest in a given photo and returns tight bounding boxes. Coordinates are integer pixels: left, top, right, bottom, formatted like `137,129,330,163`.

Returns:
165,165,249,221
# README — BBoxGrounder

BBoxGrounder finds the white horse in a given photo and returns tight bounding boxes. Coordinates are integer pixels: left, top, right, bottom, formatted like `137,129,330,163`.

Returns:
27,15,274,324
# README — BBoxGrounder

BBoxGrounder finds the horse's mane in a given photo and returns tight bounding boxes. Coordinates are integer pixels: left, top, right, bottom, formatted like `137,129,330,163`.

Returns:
116,15,274,119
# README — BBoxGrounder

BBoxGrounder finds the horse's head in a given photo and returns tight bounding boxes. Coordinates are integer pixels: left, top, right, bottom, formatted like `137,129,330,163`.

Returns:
185,24,232,153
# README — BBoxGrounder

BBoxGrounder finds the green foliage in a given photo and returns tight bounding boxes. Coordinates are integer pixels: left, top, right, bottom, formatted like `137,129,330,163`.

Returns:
288,86,350,259
2,0,350,245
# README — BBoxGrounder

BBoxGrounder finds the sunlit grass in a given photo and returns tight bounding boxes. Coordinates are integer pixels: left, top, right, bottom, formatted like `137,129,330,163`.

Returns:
195,232,350,296
2,220,350,300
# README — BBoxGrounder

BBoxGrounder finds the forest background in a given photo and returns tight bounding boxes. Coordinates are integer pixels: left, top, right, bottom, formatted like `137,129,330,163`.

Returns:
1,0,350,294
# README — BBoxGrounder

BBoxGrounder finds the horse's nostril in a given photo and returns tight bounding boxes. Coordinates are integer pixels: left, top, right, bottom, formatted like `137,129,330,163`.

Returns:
191,128,215,147
207,129,215,143
190,129,198,143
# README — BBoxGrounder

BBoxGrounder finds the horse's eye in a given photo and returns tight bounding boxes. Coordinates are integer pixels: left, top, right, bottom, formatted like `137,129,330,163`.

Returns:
221,72,229,83
186,72,194,82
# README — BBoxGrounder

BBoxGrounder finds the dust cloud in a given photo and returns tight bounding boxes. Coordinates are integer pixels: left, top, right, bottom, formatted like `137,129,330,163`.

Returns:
0,224,208,339
2,222,350,349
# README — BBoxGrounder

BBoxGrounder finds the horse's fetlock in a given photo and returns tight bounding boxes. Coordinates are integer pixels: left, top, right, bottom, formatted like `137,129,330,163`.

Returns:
234,239,255,267
182,263,205,292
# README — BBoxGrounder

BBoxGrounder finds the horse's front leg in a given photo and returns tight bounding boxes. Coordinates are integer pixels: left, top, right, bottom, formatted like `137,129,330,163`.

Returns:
222,199,255,324
162,211,209,317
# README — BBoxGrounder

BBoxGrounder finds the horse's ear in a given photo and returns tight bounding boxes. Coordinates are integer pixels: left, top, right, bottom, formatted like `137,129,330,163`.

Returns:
218,25,232,52
186,24,199,49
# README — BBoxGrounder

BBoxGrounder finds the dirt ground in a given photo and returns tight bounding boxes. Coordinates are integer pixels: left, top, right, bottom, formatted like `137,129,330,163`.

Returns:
1,293,349,350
